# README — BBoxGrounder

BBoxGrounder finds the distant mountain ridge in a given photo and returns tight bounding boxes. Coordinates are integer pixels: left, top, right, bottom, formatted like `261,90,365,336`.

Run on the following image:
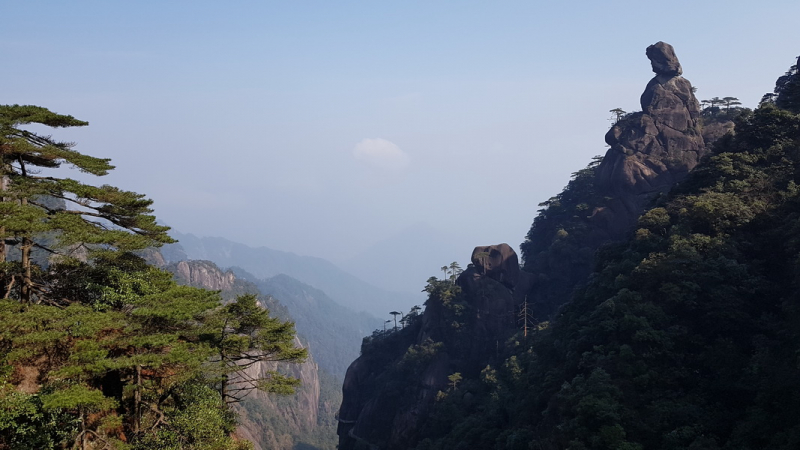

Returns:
232,268,380,379
162,231,419,317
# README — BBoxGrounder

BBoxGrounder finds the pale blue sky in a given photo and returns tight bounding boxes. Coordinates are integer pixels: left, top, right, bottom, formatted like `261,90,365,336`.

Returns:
3,1,799,285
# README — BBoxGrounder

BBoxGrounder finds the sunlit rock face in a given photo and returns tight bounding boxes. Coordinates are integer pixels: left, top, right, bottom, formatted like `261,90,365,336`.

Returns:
172,260,237,291
165,259,324,450
594,41,705,239
233,335,320,450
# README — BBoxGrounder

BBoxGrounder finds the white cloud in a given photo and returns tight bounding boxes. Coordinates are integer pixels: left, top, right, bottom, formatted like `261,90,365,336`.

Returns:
352,138,410,171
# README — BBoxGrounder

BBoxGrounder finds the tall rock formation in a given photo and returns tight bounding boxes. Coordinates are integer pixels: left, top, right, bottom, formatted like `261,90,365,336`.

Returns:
339,43,713,450
232,335,323,450
772,54,800,113
594,41,705,238
522,42,707,320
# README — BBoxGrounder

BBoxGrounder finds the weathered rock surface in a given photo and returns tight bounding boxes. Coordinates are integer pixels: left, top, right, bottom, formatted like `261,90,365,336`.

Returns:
595,41,705,238
702,119,736,148
232,335,321,450
471,243,521,289
646,41,682,76
172,259,237,291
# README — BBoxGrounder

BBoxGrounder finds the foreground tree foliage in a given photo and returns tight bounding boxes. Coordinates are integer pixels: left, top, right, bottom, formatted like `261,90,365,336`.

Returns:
202,294,307,404
0,106,307,449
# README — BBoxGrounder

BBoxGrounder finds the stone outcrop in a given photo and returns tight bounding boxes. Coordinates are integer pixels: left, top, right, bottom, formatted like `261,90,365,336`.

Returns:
232,335,321,450
470,243,521,289
774,54,800,113
595,41,705,238
522,42,708,321
171,260,237,291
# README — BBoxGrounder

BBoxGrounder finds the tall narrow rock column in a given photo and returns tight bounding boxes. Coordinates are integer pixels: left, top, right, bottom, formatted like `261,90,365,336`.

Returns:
594,41,705,238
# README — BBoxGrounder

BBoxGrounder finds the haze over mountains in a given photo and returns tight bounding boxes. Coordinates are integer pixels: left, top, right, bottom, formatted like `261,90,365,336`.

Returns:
162,230,424,317
340,222,469,296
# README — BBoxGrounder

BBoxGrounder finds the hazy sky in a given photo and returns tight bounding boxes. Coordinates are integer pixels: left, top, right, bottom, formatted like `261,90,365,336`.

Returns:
4,1,800,268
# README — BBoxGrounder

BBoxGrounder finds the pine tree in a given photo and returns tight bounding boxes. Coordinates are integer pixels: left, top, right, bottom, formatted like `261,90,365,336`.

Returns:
0,105,174,303
722,96,742,113
200,294,307,404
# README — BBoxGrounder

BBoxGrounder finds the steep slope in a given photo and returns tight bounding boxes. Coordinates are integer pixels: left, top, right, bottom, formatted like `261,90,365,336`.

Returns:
521,41,706,320
337,244,529,450
771,54,800,113
166,259,339,450
336,42,747,450
595,41,705,235
163,231,417,317
414,96,800,450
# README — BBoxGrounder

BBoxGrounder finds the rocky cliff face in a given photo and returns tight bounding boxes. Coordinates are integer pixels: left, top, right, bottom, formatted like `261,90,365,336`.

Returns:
521,42,711,320
171,259,237,291
773,54,800,113
232,334,322,450
338,42,716,450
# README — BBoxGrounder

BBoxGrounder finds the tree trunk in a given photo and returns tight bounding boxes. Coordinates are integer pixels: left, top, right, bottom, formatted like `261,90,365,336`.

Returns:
21,236,32,303
134,364,142,434
221,372,229,404
80,407,87,450
0,175,7,263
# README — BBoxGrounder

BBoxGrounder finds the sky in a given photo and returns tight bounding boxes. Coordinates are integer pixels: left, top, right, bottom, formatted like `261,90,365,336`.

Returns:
3,1,800,283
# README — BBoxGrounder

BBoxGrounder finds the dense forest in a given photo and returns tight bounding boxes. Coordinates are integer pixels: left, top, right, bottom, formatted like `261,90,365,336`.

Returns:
338,50,800,450
0,106,307,449
416,104,800,449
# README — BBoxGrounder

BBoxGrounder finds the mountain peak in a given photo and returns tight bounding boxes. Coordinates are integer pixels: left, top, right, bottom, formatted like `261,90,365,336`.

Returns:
646,41,682,76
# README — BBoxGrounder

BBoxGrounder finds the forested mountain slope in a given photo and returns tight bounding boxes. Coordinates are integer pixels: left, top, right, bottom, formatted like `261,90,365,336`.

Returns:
415,95,800,450
337,44,800,450
159,244,382,380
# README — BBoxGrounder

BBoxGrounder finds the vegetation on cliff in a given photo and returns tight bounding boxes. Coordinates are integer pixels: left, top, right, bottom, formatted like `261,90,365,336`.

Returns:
414,102,800,450
411,58,800,450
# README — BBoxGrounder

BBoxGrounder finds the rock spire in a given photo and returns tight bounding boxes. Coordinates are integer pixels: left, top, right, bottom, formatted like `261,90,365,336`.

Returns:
594,41,705,238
